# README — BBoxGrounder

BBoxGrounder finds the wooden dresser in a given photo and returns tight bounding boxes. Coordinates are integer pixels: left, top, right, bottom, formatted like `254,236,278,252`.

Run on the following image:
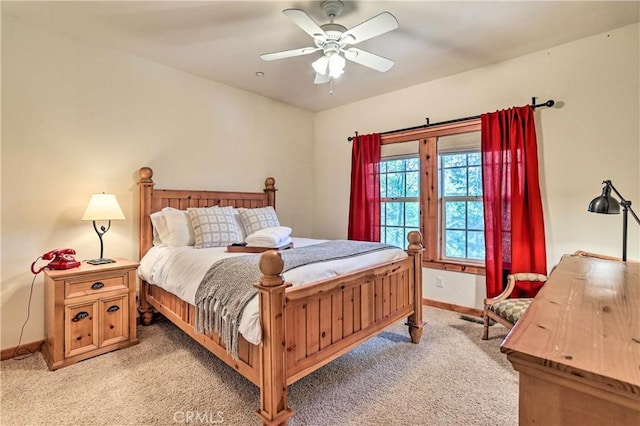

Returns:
42,259,139,370
501,253,640,425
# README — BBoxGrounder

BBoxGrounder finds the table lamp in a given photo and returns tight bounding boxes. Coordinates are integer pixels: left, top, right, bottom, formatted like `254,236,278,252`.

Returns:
587,180,640,261
81,193,125,265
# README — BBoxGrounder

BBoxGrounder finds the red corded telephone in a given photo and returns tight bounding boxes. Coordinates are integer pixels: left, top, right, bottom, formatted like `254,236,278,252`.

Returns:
31,249,81,274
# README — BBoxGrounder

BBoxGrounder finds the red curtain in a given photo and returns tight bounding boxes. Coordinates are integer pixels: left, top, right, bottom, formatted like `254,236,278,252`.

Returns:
481,105,547,298
348,133,381,242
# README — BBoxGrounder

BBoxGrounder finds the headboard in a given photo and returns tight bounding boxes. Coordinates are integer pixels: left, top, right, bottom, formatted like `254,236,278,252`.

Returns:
137,167,276,260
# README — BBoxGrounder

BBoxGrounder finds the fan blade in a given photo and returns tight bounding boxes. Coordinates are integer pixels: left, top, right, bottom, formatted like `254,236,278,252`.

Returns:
341,12,398,45
343,48,394,72
314,73,331,84
260,47,320,61
283,9,327,39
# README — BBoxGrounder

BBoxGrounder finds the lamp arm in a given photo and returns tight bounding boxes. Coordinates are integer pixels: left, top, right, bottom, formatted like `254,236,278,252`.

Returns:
606,181,640,226
626,204,640,226
92,220,112,259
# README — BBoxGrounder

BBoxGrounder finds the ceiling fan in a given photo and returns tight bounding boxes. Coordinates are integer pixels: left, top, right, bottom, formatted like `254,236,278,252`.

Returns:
260,1,399,84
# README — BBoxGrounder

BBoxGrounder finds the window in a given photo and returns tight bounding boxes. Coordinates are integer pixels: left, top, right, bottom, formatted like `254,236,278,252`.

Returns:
380,119,485,274
380,156,420,249
439,150,485,262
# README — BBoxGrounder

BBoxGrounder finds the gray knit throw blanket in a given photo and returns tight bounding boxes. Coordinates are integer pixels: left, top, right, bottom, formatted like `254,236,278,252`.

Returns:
195,240,397,359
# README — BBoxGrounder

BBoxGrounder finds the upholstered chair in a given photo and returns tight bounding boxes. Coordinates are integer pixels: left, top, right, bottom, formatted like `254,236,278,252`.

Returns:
482,273,547,340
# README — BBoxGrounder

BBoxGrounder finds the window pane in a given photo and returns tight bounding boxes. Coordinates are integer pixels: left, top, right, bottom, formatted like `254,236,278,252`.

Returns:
386,160,403,172
385,202,404,226
380,203,386,226
386,173,405,197
385,227,404,248
467,201,484,230
379,161,387,173
468,166,482,196
406,158,420,171
467,231,485,260
406,202,420,227
442,153,467,168
380,173,387,198
406,171,419,197
445,230,466,258
468,152,481,166
443,168,467,196
445,201,466,229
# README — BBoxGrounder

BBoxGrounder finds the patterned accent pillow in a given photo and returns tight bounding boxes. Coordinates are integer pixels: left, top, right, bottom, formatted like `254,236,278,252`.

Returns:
238,206,280,237
187,206,242,248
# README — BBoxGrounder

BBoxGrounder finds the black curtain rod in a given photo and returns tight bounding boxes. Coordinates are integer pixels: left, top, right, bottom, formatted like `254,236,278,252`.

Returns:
347,98,555,142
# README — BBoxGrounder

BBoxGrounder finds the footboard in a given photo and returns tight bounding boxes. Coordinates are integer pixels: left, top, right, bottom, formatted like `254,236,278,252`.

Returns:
284,256,415,383
256,232,423,425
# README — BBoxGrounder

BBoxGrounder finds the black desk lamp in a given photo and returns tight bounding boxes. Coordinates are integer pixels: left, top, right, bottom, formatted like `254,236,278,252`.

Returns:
587,180,640,261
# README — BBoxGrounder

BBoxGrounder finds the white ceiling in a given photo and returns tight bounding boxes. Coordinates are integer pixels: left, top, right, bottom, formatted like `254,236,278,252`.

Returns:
3,1,639,112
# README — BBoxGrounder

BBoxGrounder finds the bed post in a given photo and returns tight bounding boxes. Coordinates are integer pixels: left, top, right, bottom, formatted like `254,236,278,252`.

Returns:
255,251,293,426
406,230,425,343
264,177,277,209
138,167,155,326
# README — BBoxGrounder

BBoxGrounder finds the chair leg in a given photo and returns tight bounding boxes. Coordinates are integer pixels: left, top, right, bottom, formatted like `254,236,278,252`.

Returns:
482,309,489,340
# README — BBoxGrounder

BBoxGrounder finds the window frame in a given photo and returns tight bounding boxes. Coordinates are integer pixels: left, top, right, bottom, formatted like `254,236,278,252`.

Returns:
380,119,485,275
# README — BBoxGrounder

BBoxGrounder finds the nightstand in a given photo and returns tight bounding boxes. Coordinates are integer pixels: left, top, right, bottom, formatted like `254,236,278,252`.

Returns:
42,258,139,370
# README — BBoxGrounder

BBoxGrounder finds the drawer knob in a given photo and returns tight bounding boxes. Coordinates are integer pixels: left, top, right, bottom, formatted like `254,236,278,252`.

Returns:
107,305,120,313
72,312,89,322
91,282,105,290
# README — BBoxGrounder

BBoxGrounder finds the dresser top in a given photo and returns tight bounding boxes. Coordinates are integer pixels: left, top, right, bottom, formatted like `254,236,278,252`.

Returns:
502,254,640,394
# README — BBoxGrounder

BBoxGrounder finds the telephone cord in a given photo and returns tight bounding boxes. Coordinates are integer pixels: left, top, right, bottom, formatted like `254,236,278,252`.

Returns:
12,273,37,360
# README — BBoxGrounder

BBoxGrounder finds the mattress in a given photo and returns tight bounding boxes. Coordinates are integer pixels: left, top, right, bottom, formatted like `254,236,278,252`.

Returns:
138,237,407,345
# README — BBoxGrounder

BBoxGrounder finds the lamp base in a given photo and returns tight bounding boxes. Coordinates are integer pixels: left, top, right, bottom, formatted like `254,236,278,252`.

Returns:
86,258,116,265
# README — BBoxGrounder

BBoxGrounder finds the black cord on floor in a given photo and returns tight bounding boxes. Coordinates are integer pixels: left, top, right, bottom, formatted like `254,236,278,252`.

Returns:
12,273,38,360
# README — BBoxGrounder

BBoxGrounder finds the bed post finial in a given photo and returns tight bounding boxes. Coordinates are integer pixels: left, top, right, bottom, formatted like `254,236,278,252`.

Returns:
407,230,423,252
406,231,425,344
259,250,284,287
255,250,294,425
139,167,153,183
264,177,277,209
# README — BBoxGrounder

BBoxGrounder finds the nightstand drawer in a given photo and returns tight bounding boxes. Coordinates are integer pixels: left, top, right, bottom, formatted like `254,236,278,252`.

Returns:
65,274,128,299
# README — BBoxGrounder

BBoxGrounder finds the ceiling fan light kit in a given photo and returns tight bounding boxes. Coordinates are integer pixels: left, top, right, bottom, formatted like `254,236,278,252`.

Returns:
260,0,398,85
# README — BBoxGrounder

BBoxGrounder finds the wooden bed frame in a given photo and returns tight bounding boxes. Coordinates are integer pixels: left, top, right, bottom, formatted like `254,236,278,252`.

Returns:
137,167,424,425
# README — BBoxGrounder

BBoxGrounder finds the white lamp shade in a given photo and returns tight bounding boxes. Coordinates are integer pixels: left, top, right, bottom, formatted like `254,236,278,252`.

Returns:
81,193,125,221
312,55,329,75
329,54,345,78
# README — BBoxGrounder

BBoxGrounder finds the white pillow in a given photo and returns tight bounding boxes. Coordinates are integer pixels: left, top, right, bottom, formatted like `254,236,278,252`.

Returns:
233,208,248,242
159,207,195,247
238,206,280,236
150,211,167,246
188,206,242,248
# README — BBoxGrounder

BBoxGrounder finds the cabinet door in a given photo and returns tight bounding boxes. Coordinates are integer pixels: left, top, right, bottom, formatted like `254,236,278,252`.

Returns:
65,301,99,358
99,294,129,347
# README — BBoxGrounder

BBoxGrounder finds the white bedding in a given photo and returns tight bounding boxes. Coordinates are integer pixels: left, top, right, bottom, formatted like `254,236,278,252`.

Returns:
138,237,407,345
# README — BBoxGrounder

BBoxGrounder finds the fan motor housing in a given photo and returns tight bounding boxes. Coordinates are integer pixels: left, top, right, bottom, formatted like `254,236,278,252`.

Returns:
321,23,347,40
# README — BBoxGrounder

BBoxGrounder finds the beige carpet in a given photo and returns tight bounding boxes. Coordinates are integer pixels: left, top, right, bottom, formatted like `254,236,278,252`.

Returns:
1,306,517,425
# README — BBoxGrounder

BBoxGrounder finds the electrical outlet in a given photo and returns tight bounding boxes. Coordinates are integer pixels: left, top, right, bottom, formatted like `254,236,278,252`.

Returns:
436,276,444,288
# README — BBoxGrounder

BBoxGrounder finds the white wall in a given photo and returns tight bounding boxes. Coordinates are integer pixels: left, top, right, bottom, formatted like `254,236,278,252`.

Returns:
2,16,638,350
1,16,315,349
314,23,639,309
